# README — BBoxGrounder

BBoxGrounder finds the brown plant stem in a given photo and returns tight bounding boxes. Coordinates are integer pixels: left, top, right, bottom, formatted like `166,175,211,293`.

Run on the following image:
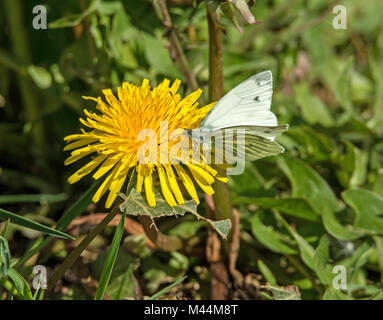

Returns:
206,6,235,300
137,215,183,251
152,0,198,91
207,7,234,232
205,194,230,299
229,208,244,287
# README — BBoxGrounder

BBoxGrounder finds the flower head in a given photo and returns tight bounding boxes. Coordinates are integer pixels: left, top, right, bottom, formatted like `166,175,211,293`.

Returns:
64,79,227,208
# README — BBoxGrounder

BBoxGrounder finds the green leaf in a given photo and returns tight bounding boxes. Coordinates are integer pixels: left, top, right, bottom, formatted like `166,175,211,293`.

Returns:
294,82,335,127
0,208,73,240
7,268,33,300
236,197,320,222
119,188,231,239
342,189,383,233
211,219,232,239
257,260,277,286
334,141,367,189
277,156,339,215
335,56,354,114
274,211,316,270
149,276,187,300
142,33,180,78
314,235,331,285
322,210,367,241
368,51,383,128
109,10,138,68
94,210,126,300
322,288,352,300
373,237,383,283
0,236,11,278
251,212,297,255
285,126,334,162
27,65,52,89
339,242,371,273
119,188,195,218
191,212,231,240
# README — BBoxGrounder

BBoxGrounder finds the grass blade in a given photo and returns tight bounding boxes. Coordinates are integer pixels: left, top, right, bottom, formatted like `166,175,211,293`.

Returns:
0,193,67,205
94,210,126,300
149,276,187,300
0,208,73,240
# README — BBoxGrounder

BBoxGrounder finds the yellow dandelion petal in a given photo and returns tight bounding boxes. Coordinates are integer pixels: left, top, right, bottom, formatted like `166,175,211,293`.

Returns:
185,164,215,195
180,89,202,107
144,171,156,207
141,78,150,87
136,164,144,193
92,154,122,180
192,102,216,127
164,164,184,205
106,163,130,208
64,133,91,142
69,144,100,157
68,154,107,184
92,162,121,203
157,165,177,206
194,163,218,177
82,95,98,103
64,149,94,166
64,138,98,151
174,164,200,204
170,79,181,95
185,164,215,185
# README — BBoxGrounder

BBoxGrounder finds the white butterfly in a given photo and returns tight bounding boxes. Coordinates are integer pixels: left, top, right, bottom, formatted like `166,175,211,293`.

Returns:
189,70,288,165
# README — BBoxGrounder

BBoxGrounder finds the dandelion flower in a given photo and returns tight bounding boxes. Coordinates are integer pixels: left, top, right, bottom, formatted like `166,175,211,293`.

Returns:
64,79,227,208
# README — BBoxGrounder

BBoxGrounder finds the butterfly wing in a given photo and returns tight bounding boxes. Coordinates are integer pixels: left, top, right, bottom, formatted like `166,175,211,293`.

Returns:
201,125,288,163
201,71,280,140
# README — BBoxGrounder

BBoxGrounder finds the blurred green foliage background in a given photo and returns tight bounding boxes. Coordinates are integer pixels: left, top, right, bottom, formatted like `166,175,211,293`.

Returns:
1,0,383,300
